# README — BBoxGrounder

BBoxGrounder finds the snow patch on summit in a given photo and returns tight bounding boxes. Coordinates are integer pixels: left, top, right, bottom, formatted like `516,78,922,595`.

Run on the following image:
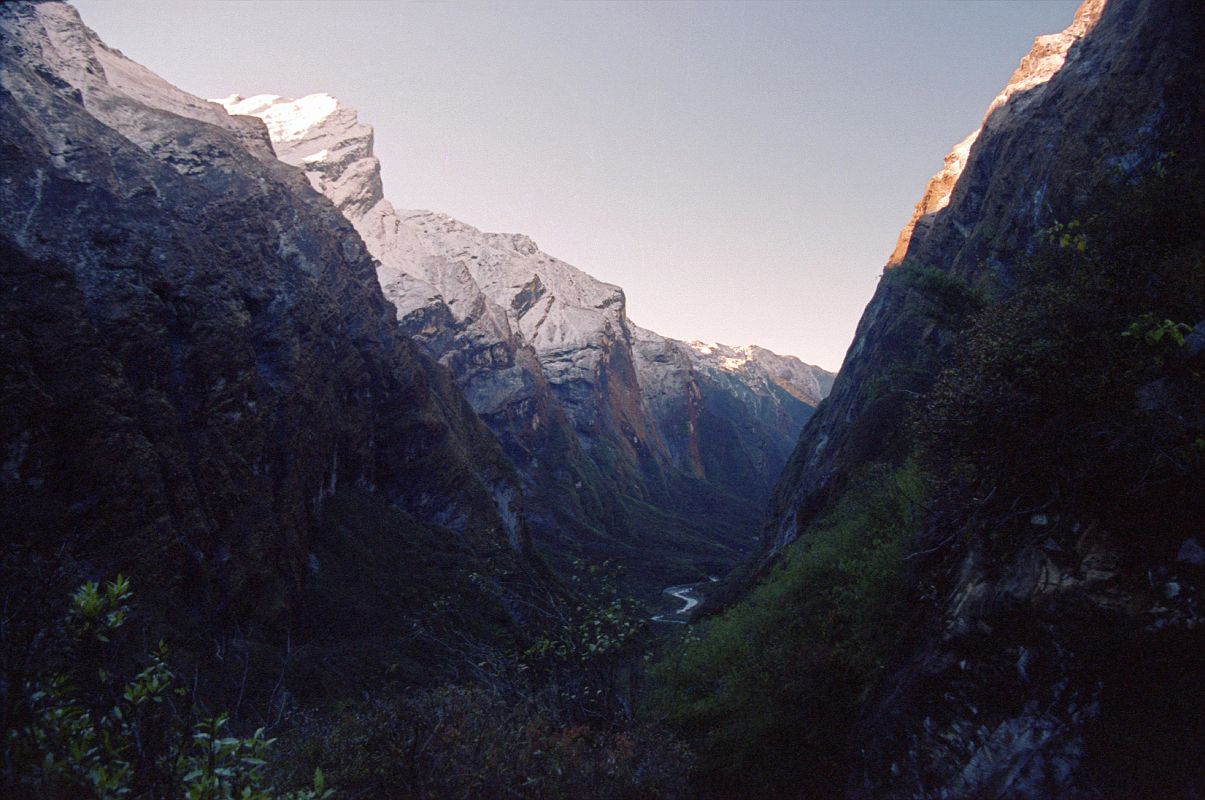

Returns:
219,93,339,142
215,92,632,377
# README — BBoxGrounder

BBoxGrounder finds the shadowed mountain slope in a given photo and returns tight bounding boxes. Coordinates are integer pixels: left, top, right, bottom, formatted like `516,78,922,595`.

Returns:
0,1,530,650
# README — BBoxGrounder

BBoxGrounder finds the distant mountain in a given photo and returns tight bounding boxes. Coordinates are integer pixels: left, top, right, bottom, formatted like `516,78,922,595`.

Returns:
218,92,833,590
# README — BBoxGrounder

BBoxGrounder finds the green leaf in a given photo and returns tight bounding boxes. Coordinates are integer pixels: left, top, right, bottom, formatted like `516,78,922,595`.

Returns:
314,766,326,793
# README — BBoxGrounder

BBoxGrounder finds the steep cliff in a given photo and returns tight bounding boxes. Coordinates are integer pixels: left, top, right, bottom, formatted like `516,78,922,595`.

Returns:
770,0,1119,550
218,92,833,590
756,0,1205,796
0,0,530,653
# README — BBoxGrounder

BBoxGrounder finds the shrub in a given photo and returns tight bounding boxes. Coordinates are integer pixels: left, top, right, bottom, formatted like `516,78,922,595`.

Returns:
3,576,330,800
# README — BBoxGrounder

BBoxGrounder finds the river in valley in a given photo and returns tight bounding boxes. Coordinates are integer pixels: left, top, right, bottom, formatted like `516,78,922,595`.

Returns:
650,577,718,624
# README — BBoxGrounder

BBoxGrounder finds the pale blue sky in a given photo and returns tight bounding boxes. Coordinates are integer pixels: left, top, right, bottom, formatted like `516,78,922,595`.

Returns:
74,0,1080,370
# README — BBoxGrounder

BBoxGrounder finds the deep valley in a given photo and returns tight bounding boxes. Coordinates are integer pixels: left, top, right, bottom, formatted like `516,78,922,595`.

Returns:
1,0,1202,797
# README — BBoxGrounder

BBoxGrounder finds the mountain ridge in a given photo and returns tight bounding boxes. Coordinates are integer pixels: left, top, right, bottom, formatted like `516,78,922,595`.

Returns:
769,0,1113,551
218,90,833,589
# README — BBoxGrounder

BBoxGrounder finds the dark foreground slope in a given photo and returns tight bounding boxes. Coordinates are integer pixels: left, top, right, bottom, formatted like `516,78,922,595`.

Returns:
0,0,532,686
652,0,1205,796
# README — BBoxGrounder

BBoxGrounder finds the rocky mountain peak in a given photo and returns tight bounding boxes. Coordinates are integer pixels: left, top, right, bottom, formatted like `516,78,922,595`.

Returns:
772,0,1167,555
216,93,636,365
217,92,383,219
759,0,1205,793
987,0,1104,118
216,92,826,398
685,341,831,407
1,3,275,163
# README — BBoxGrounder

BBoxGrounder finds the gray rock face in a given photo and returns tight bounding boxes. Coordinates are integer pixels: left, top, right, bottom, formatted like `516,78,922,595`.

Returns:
630,328,826,500
0,1,527,625
217,93,833,588
1177,537,1205,566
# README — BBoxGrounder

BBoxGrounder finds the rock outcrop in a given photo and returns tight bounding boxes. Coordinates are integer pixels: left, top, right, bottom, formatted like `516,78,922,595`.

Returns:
0,1,528,631
217,92,833,589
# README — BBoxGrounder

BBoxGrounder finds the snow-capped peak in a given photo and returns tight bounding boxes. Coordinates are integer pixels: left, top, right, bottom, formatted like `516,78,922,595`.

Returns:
687,341,757,371
219,93,340,143
214,91,830,408
216,93,628,361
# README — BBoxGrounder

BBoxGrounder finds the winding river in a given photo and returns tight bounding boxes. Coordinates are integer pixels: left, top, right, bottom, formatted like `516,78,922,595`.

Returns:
649,577,718,624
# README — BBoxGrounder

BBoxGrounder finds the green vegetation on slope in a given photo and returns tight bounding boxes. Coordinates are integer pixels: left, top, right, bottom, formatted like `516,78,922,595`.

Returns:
4,567,692,800
647,462,926,797
2,576,331,799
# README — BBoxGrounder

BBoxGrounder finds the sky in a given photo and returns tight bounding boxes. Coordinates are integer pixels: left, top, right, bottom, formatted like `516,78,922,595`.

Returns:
73,0,1081,372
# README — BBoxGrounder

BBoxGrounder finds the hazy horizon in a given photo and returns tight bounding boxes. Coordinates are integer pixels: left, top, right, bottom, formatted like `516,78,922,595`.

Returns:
72,0,1080,371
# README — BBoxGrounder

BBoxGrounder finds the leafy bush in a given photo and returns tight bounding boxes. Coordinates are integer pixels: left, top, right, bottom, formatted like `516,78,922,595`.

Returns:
3,576,330,800
519,558,649,722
